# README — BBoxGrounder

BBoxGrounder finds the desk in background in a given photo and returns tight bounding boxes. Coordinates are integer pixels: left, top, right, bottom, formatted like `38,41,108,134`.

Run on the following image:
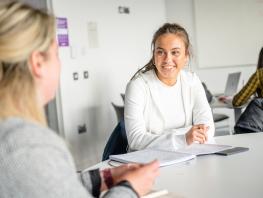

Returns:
88,133,263,198
210,97,243,123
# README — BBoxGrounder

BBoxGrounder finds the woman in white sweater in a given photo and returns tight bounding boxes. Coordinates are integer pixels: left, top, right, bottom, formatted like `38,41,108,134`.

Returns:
0,1,159,197
125,23,215,152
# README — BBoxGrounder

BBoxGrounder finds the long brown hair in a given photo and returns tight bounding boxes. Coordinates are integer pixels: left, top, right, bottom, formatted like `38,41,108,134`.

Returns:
131,23,192,80
0,1,55,125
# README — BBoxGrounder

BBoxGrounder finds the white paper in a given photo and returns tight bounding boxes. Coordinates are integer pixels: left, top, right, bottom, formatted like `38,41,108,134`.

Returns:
109,149,195,167
177,143,233,156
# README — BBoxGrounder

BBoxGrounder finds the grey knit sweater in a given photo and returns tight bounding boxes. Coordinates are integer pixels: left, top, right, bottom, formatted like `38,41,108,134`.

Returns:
0,118,137,198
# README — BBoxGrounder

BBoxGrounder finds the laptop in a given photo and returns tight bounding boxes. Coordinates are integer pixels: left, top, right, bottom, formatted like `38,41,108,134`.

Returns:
223,72,241,96
216,72,241,104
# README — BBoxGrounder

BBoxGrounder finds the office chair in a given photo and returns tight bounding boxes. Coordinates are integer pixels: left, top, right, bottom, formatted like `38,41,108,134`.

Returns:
120,93,125,102
234,98,263,134
111,102,124,123
202,82,231,135
213,113,229,122
102,118,128,161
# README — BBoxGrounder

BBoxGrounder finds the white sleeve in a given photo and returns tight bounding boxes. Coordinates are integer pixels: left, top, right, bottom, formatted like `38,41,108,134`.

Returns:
124,79,187,152
192,75,215,142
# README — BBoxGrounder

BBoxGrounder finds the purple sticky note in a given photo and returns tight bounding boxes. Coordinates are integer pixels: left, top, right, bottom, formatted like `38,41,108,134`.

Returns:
57,34,69,47
56,17,68,29
56,17,69,47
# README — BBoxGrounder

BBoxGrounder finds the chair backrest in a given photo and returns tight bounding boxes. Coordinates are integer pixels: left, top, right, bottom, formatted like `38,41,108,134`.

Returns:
202,82,213,103
213,113,229,122
202,82,229,123
102,118,128,161
111,102,124,122
234,98,263,134
120,93,125,102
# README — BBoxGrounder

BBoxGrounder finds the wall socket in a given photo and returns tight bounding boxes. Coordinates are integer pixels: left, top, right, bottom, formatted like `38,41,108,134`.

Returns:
118,6,130,14
78,124,87,134
73,72,79,80
83,71,89,79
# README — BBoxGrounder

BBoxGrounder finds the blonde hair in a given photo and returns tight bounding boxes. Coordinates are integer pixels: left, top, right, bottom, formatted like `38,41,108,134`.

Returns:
0,1,56,125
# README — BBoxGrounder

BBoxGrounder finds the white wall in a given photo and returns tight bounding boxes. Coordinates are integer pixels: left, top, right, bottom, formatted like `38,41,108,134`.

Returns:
194,0,263,69
165,0,255,129
165,0,255,93
51,0,166,169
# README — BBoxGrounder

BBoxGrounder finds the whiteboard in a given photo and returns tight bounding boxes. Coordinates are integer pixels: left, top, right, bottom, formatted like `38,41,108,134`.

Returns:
194,0,263,68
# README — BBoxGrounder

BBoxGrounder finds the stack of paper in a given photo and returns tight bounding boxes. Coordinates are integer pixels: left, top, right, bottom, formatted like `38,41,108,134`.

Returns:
109,143,235,167
109,149,195,167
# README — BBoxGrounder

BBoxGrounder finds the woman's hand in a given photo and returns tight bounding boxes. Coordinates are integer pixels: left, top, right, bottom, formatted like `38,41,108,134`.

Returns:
121,160,159,196
186,124,209,145
101,160,160,196
100,163,141,191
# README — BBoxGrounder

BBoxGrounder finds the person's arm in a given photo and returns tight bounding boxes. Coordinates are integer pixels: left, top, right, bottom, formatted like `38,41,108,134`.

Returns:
103,161,159,197
124,78,189,152
81,168,138,198
232,71,259,107
6,135,90,198
81,169,101,197
81,169,138,198
191,75,215,142
10,126,138,198
103,181,139,198
82,161,159,198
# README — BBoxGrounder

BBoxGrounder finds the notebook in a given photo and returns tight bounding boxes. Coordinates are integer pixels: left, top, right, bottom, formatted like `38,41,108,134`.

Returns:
109,144,234,167
109,149,196,167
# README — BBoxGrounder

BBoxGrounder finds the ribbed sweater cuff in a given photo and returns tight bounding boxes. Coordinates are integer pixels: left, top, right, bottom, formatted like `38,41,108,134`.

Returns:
89,169,101,198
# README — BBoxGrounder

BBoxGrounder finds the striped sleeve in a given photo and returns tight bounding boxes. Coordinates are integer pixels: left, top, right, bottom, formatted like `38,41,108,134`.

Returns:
232,71,259,107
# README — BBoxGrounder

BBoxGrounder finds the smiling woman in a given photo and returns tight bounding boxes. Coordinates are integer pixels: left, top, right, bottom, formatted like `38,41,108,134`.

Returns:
125,23,215,152
154,33,188,86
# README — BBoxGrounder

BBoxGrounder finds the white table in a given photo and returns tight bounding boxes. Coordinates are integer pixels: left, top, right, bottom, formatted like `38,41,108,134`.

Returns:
88,133,263,198
155,133,263,198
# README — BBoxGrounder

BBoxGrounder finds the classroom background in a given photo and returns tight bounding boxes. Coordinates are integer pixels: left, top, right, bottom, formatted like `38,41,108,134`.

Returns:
17,0,262,169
